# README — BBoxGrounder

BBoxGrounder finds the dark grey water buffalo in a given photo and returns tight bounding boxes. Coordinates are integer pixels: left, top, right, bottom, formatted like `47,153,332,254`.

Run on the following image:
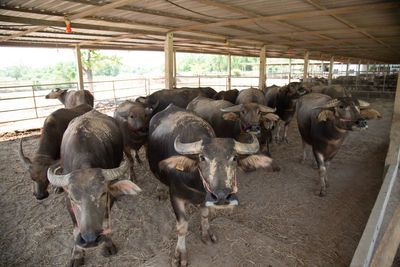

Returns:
147,104,279,266
18,104,92,200
296,93,381,196
212,89,239,103
311,84,352,98
187,96,278,147
265,82,310,143
138,87,217,114
47,110,141,267
234,88,280,154
236,87,267,105
114,100,157,181
45,88,94,108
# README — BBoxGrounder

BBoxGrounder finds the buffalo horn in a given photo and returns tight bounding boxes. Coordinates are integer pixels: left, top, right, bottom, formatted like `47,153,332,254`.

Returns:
220,104,242,113
174,136,203,155
315,99,340,109
47,164,72,187
102,160,130,181
259,105,276,113
234,134,260,155
358,99,370,109
18,138,32,168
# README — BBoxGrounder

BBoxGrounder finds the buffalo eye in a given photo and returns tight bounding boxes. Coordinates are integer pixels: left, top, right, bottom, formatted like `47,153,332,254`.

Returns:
339,105,344,109
130,115,134,118
233,155,238,161
199,155,205,161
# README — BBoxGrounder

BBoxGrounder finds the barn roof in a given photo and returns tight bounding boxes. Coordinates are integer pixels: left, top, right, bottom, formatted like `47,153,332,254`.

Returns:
0,0,399,63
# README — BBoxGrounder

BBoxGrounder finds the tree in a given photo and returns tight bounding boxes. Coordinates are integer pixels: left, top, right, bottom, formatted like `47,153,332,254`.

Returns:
81,50,122,92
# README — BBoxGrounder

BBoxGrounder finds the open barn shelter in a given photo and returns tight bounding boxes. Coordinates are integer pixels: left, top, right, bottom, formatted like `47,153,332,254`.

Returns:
0,1,400,267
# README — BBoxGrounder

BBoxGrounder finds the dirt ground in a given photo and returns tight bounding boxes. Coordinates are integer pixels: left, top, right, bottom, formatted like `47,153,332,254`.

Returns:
0,98,393,267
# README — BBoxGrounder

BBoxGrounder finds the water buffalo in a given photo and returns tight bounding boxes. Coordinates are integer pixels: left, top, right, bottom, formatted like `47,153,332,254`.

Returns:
311,84,352,98
114,100,157,181
212,89,239,103
234,88,279,154
265,82,310,143
18,104,92,200
138,87,217,114
147,104,279,266
187,96,278,148
236,87,267,105
47,110,141,266
45,88,94,108
296,93,381,196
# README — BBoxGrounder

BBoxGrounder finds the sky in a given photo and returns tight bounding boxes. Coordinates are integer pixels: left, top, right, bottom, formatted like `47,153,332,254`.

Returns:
0,47,165,68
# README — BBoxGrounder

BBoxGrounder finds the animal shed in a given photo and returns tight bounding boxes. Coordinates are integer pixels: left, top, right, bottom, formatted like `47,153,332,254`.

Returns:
0,0,400,266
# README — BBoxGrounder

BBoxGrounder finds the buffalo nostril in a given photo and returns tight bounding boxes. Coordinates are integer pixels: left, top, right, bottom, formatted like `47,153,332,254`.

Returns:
34,191,49,200
81,232,98,244
356,119,367,128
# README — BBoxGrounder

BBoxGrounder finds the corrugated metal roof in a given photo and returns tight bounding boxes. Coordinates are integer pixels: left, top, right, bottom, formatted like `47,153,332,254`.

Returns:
0,0,399,63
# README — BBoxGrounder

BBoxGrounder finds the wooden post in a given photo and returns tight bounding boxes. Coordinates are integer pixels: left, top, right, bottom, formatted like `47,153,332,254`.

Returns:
173,49,177,88
328,56,334,85
346,59,350,77
320,60,324,77
395,69,400,115
165,32,174,89
288,57,292,83
370,203,400,267
258,45,266,90
357,59,361,89
366,61,370,77
227,54,231,91
373,62,376,80
75,45,84,91
303,51,309,81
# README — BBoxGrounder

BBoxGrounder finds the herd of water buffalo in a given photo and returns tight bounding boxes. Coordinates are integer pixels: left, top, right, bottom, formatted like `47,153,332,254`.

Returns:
17,82,381,266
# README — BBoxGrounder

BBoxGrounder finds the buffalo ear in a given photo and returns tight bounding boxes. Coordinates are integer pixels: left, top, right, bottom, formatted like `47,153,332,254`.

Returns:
159,156,198,173
109,180,142,198
222,112,238,121
360,108,382,120
317,110,334,122
238,154,280,172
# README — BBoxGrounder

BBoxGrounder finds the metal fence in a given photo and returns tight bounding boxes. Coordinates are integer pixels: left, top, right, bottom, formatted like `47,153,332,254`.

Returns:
0,71,396,133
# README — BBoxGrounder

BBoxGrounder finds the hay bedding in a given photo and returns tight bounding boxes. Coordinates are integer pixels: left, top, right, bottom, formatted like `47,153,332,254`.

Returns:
0,98,393,267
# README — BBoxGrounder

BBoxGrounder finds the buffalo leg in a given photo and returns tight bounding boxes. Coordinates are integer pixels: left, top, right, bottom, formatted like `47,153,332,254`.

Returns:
69,228,84,267
283,122,290,144
134,149,142,165
171,194,188,267
313,150,327,197
124,147,136,182
275,121,281,143
101,235,117,257
200,206,217,244
300,140,307,163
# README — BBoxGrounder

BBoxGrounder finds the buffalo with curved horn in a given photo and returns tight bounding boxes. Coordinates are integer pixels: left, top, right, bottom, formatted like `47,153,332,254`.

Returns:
148,104,279,266
18,104,92,200
297,93,381,196
47,110,141,267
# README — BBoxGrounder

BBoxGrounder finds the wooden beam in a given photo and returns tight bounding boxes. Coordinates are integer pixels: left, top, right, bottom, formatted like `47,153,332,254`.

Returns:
169,2,399,32
275,36,400,45
303,51,309,80
165,32,174,89
370,203,400,267
0,0,138,43
0,26,47,42
77,33,147,46
259,45,267,90
328,56,334,85
75,45,84,91
227,54,232,91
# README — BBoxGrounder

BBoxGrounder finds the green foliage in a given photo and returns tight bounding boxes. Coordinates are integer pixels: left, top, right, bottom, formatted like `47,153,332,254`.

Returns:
177,53,259,74
81,50,122,76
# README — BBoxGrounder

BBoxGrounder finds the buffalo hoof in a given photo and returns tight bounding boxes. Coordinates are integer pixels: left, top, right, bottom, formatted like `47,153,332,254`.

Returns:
201,229,217,245
54,187,64,194
316,189,327,197
173,249,188,267
102,242,117,257
68,257,84,267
